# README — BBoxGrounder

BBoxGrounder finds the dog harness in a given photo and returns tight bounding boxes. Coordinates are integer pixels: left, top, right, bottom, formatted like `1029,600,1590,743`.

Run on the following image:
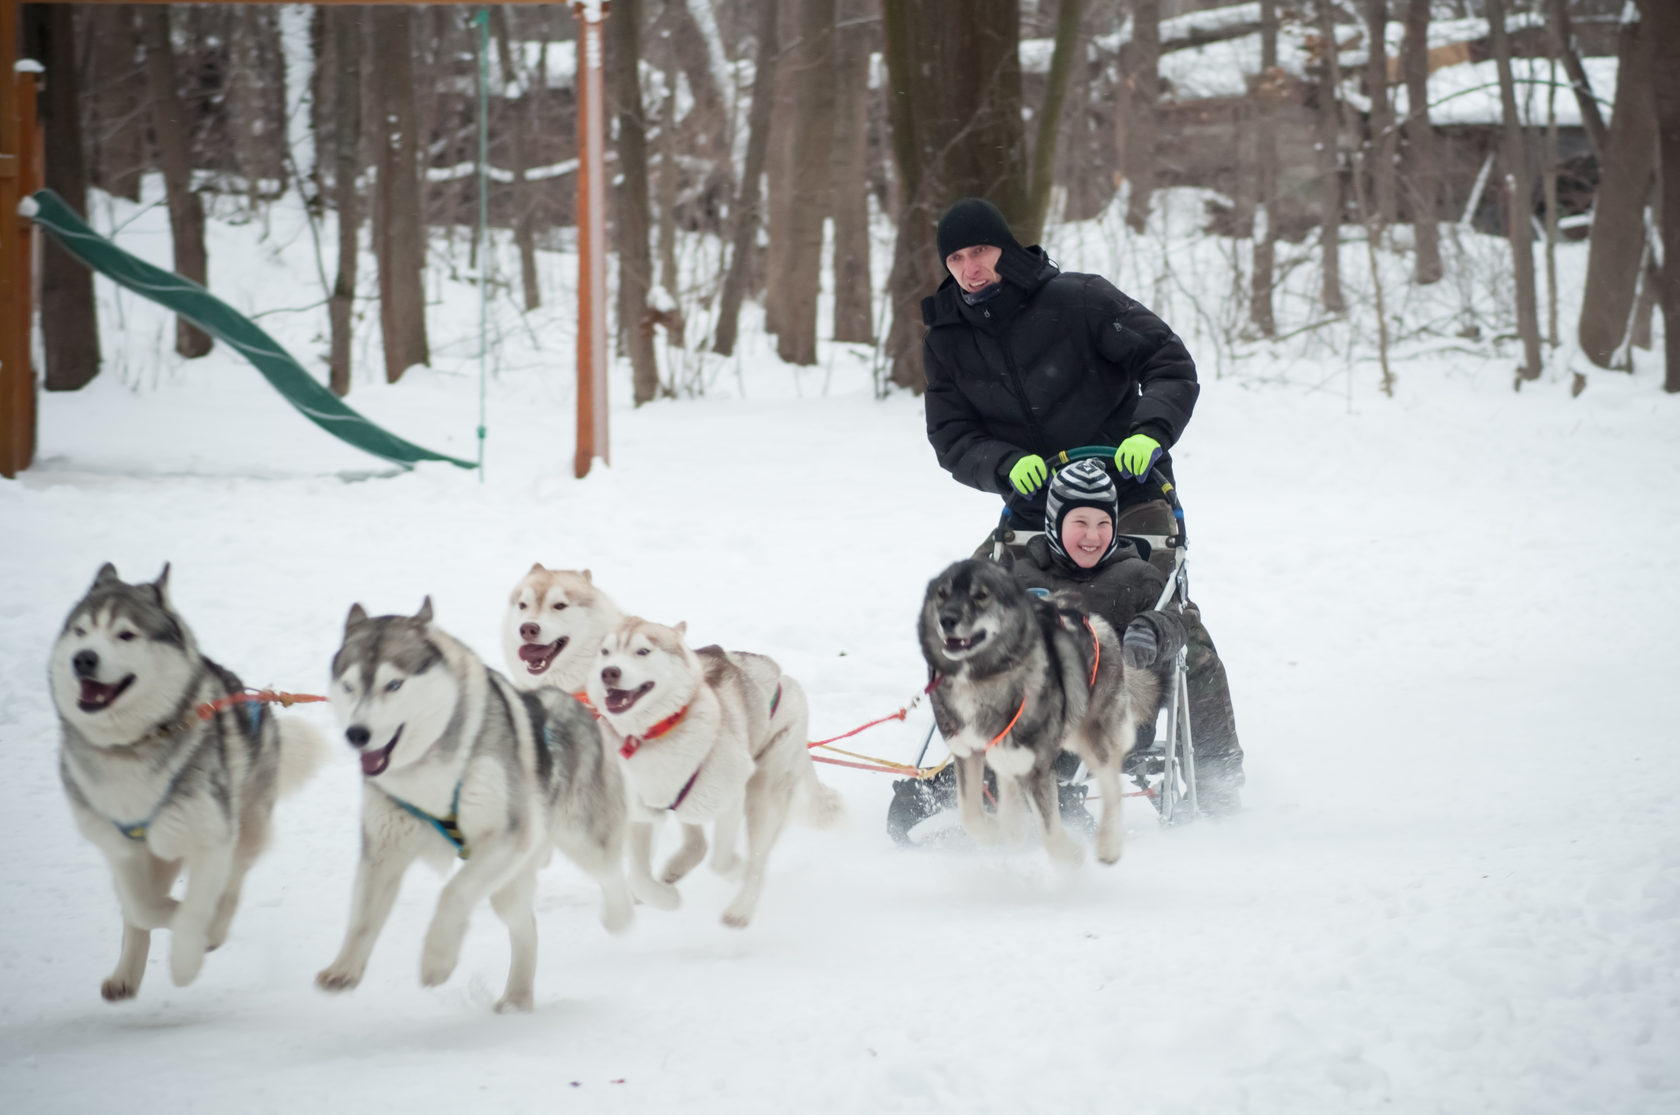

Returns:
381,782,469,859
982,617,1100,753
622,684,785,811
110,702,263,842
617,704,689,760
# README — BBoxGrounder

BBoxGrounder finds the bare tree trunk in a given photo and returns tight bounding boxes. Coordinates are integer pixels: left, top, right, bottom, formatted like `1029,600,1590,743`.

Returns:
1636,0,1680,392
25,4,101,390
492,8,541,311
1549,0,1608,157
140,6,212,359
1250,0,1279,336
231,6,266,209
776,0,838,366
1402,0,1442,284
881,0,1027,390
87,5,145,202
1125,0,1159,232
328,7,361,398
1487,0,1542,383
1364,0,1396,228
610,0,661,402
1337,8,1394,395
656,20,680,299
829,0,873,344
1543,37,1561,349
1313,0,1344,314
763,0,795,339
1023,0,1083,243
372,7,428,382
1577,12,1654,370
713,0,778,357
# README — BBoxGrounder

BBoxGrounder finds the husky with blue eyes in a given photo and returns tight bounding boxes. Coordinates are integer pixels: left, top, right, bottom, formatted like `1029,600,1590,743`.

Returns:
320,597,657,1013
49,562,327,1002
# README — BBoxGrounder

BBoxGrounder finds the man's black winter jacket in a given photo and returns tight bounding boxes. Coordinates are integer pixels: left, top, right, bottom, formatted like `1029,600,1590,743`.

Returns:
921,250,1199,528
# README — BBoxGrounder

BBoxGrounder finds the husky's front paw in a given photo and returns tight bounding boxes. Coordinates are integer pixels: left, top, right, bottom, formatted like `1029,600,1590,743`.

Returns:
315,964,364,993
1095,826,1124,865
601,893,633,935
631,874,681,911
169,931,207,986
720,903,755,929
494,992,535,1014
419,930,461,988
1045,828,1086,866
962,812,1003,846
101,976,140,1002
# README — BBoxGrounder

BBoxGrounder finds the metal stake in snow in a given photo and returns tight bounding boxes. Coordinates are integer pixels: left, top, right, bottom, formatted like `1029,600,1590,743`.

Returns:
572,0,609,479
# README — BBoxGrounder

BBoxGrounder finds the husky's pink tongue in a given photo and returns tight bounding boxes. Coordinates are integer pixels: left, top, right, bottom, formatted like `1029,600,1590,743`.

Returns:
361,737,398,776
76,676,132,712
604,682,653,715
518,638,566,673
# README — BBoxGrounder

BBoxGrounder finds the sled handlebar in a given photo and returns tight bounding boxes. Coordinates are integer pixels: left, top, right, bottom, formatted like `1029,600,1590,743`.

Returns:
1051,445,1186,550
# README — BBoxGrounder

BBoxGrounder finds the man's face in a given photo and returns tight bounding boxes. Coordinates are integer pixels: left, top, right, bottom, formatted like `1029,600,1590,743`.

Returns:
945,244,1003,293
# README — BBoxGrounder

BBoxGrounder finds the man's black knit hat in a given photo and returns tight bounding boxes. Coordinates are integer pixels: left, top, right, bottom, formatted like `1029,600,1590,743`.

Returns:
936,198,1020,259
935,197,1041,287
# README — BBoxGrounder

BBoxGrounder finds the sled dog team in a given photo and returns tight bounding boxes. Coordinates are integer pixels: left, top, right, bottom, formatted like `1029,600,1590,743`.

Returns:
50,556,1158,1010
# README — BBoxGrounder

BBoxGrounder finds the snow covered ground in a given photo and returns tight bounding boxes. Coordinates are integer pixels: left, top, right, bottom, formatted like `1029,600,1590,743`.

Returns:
2,184,1677,1114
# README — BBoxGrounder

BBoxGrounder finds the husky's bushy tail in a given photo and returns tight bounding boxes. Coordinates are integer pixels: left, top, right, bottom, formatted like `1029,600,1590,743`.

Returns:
797,764,847,829
277,718,330,796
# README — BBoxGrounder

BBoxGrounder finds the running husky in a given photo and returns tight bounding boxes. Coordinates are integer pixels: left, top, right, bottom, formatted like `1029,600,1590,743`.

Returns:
586,618,845,927
318,598,644,1013
50,563,327,1002
501,564,622,695
918,559,1155,864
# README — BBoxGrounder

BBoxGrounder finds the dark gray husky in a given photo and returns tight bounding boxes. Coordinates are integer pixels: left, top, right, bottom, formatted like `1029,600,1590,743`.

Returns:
49,563,326,1001
918,559,1157,864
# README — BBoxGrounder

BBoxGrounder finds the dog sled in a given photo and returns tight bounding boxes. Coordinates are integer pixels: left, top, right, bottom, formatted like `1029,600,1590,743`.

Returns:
884,447,1202,845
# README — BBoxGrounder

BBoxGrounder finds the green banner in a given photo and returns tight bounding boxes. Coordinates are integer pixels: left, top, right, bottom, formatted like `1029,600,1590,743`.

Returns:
27,189,476,471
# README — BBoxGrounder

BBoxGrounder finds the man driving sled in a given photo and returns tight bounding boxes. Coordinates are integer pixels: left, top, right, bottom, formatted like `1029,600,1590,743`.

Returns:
917,197,1243,816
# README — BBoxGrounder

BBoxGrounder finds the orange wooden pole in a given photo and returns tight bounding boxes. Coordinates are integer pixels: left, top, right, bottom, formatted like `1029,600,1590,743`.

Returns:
572,0,607,479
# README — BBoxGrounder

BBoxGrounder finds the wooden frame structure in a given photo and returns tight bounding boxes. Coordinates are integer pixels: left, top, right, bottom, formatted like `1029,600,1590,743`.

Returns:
0,0,609,479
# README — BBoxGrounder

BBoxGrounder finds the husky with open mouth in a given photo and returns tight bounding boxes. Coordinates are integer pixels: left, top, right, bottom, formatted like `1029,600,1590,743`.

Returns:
918,559,1156,865
501,565,623,696
586,617,845,928
319,597,649,1013
49,563,327,1002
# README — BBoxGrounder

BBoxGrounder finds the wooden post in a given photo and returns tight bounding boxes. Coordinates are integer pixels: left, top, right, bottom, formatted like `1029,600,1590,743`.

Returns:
1,0,38,479
572,0,608,478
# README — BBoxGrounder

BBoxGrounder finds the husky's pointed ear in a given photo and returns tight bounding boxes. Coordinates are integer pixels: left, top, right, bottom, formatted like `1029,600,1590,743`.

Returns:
415,596,434,626
345,603,368,633
674,620,687,638
528,561,547,574
92,562,120,589
581,569,593,583
151,563,173,604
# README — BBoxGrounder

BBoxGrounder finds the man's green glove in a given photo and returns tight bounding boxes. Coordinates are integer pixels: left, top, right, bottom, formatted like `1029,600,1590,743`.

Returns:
1007,454,1049,496
1115,434,1163,482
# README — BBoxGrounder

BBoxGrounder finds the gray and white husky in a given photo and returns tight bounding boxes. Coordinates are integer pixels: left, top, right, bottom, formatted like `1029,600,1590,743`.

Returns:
918,559,1156,865
50,563,327,1001
586,617,845,928
318,598,645,1013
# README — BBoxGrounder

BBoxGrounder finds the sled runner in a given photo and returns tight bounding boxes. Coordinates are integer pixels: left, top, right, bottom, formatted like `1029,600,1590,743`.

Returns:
886,448,1200,845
